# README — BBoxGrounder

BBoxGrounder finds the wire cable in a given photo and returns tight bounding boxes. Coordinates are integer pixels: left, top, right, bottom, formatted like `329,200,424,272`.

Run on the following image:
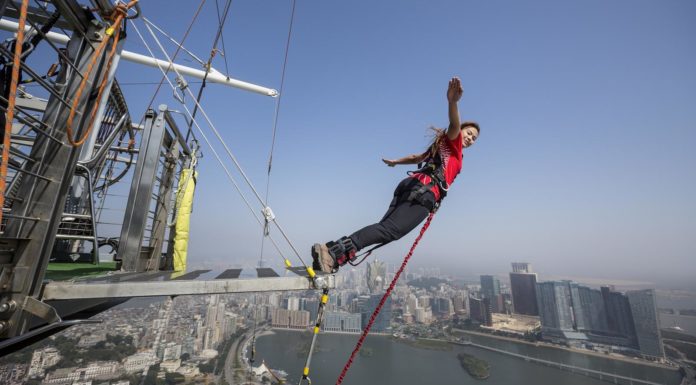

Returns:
130,21,291,265
137,19,310,269
133,0,206,132
141,17,206,68
214,0,232,77
185,0,232,142
259,0,297,268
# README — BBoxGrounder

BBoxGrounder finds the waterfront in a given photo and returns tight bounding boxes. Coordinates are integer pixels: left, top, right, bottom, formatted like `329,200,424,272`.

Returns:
661,313,696,336
255,330,682,385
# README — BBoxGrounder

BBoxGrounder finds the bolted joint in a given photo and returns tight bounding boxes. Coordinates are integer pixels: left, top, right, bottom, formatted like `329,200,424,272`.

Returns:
313,276,327,290
0,300,17,314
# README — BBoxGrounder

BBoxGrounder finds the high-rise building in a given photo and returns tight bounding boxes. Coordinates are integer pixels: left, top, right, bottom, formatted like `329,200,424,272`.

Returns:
627,289,664,359
536,281,574,336
480,275,502,313
271,309,310,329
367,259,386,294
469,295,492,326
576,285,609,333
568,282,587,331
601,286,637,346
535,281,662,357
323,311,362,333
511,262,532,273
480,275,500,299
357,294,392,332
452,292,467,315
301,298,319,322
509,262,539,316
434,297,453,318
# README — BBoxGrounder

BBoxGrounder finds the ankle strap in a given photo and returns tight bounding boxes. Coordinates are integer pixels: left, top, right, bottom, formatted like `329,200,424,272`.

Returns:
328,236,357,266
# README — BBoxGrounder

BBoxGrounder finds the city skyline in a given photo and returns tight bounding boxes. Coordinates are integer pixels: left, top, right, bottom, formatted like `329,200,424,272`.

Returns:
2,256,692,385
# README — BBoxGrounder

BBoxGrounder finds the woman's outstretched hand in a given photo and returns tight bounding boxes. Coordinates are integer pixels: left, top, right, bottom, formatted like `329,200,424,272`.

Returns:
447,76,463,103
382,158,397,167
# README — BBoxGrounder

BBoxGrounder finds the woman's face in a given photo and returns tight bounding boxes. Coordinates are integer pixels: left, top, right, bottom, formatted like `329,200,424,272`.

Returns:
462,126,479,148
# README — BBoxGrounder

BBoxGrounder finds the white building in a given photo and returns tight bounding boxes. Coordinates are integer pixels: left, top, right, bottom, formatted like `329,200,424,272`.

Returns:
160,359,181,373
27,348,60,378
123,352,159,374
162,343,182,361
176,364,200,378
287,297,300,311
415,307,433,324
44,361,119,384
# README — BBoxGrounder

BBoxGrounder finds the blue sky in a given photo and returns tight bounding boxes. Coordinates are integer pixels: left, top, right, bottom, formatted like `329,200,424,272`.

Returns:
114,0,696,286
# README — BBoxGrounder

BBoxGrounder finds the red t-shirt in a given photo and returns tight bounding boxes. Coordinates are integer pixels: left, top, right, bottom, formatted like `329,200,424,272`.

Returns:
411,132,463,201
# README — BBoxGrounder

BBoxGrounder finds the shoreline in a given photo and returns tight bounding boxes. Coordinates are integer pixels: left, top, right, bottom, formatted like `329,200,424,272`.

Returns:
267,326,389,336
453,329,678,370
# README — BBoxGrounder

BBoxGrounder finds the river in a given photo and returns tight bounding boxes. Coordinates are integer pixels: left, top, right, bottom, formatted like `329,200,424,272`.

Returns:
254,330,682,385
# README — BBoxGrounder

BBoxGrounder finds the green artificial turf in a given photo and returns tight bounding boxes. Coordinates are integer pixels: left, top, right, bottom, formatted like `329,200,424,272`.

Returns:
45,262,118,281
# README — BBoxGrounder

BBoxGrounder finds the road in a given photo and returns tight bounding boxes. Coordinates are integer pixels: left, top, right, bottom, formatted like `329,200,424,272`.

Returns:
223,331,249,385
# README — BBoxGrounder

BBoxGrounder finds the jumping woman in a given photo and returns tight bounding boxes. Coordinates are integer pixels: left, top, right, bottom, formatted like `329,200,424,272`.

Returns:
312,76,479,273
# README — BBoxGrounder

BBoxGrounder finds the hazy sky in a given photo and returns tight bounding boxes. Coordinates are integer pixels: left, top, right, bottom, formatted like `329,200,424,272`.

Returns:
114,0,695,286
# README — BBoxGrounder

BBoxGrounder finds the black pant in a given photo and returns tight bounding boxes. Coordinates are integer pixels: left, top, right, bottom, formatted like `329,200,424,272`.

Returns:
349,177,435,251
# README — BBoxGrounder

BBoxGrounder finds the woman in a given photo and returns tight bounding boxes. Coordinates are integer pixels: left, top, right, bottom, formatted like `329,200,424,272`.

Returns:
312,77,480,273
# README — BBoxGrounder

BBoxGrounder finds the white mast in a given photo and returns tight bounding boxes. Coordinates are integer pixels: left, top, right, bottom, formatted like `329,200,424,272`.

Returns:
0,19,278,97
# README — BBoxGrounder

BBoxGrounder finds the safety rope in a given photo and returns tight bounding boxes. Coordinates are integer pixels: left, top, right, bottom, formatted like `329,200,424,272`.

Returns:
0,0,29,225
65,0,138,147
299,288,330,385
335,210,437,385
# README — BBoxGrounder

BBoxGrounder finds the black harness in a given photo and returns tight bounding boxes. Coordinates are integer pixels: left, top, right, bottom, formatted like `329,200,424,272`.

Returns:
407,151,449,206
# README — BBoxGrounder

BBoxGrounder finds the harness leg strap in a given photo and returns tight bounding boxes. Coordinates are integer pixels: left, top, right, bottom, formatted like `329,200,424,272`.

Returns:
327,236,357,267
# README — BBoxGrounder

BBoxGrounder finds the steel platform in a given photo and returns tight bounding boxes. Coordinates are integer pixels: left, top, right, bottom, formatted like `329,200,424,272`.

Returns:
40,267,334,300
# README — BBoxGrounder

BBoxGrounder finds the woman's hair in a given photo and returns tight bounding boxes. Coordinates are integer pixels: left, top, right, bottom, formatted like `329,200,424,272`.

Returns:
425,121,480,156
461,121,480,134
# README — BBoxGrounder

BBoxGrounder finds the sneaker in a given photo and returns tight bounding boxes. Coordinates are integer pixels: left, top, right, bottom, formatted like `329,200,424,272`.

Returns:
311,243,336,274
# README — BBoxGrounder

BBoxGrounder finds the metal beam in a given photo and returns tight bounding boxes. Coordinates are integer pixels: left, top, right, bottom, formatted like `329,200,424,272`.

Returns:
146,131,179,269
163,109,191,155
41,275,336,300
1,19,120,338
117,108,165,271
0,19,279,97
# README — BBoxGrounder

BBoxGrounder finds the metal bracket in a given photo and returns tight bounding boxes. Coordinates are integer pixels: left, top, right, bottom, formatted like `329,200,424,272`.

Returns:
312,276,329,290
262,206,275,222
0,319,102,357
22,297,61,324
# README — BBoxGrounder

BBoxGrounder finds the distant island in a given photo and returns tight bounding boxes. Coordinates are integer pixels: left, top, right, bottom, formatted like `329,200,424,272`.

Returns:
457,352,490,380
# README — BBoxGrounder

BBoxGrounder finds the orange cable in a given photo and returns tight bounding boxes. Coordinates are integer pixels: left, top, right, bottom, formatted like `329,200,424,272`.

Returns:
66,1,138,147
0,0,30,225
